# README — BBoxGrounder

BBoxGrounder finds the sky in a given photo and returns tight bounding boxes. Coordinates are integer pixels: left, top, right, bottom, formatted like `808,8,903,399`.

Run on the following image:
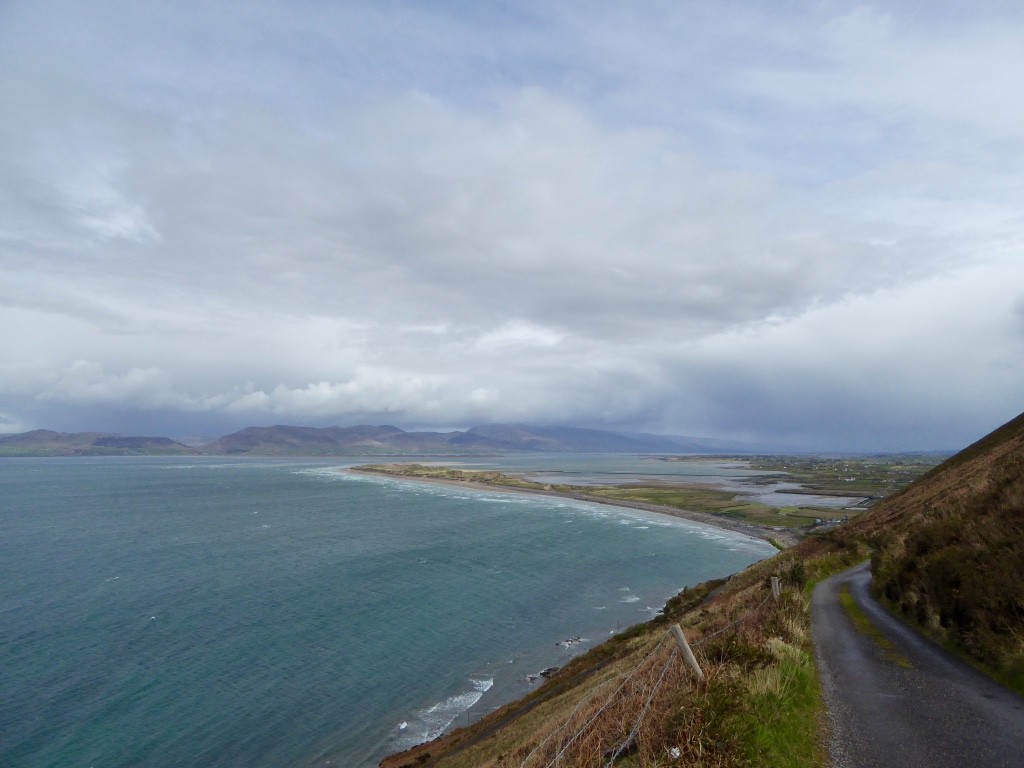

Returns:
2,1,1023,451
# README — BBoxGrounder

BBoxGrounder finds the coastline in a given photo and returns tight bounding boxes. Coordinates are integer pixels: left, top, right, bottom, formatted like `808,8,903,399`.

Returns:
344,463,788,766
344,466,800,549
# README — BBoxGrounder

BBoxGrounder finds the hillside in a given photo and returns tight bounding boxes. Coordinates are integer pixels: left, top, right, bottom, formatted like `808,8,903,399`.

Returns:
851,411,1024,690
379,410,1024,767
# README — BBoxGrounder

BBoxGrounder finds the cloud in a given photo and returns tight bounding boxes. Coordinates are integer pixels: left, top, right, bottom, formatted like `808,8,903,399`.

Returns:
22,361,184,409
657,252,1024,449
1,1,1023,449
475,321,564,351
0,411,28,435
222,370,447,418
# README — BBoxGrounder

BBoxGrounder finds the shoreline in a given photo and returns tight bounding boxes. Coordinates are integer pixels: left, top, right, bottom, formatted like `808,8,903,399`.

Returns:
344,466,800,548
346,463,789,766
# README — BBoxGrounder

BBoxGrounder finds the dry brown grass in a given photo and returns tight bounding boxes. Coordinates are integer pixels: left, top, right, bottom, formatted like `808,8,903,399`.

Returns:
379,411,1024,768
428,550,836,768
839,411,1024,693
384,501,872,768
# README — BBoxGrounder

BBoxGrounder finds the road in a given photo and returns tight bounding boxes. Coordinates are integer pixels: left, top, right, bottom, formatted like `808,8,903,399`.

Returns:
811,561,1024,768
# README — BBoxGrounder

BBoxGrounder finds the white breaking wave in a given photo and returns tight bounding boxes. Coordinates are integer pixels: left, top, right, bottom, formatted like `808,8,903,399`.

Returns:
397,677,495,749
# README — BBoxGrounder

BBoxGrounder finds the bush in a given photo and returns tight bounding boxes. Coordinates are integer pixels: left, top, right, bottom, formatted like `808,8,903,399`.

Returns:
873,458,1024,693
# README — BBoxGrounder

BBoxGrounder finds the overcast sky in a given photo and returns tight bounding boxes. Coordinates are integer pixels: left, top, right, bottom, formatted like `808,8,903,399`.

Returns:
2,1,1023,450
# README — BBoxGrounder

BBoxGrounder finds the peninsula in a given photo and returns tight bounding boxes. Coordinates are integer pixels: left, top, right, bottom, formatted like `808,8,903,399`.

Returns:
350,463,817,548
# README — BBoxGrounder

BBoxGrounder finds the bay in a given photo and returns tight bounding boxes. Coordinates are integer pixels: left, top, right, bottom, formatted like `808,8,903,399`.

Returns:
0,456,774,767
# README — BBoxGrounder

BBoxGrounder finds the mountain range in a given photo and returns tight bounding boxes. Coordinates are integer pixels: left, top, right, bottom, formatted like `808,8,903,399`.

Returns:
0,424,762,457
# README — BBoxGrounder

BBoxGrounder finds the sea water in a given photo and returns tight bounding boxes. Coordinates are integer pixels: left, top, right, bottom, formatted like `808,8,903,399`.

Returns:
0,457,774,767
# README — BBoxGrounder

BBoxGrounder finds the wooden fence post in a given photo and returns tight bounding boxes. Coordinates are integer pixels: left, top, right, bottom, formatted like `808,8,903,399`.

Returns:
771,576,781,600
670,625,705,683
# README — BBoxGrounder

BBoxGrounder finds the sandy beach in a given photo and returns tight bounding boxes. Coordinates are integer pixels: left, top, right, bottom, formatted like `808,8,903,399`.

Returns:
344,466,800,548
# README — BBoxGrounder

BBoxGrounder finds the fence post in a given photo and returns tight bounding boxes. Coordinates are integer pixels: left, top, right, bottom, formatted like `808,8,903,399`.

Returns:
670,625,705,683
771,576,781,600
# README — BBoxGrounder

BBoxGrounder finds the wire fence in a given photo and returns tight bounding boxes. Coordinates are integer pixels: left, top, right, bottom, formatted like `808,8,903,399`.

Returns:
515,582,781,768
518,634,672,768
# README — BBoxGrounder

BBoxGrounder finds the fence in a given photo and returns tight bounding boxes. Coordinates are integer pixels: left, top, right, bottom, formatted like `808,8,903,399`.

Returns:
516,580,783,768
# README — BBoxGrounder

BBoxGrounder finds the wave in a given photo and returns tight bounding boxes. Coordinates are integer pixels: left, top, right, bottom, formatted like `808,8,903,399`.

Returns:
295,467,352,480
395,677,494,749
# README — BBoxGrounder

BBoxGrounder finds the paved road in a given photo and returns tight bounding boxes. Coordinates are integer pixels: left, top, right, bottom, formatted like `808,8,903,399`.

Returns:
812,561,1024,768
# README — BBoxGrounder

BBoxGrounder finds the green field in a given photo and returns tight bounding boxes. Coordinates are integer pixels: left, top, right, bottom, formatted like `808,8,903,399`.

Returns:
586,486,836,528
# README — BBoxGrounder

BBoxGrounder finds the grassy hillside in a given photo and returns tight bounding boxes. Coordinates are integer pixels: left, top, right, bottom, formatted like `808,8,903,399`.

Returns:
378,411,1024,766
857,411,1024,692
381,535,865,768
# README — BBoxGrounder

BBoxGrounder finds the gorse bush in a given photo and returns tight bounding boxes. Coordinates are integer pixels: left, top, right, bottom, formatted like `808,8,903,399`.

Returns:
873,452,1024,693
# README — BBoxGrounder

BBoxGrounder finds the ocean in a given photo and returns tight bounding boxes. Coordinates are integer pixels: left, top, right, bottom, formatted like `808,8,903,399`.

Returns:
0,456,774,767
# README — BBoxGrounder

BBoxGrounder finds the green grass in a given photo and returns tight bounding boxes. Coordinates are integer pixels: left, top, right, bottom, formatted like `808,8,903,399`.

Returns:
707,548,874,768
378,433,1019,767
587,485,744,511
838,585,913,669
721,643,822,768
360,467,843,530
354,464,550,490
744,454,945,498
589,486,834,529
391,541,876,768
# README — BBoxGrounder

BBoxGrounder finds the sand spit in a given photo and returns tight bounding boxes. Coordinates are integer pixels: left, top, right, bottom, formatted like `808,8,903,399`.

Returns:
345,465,800,548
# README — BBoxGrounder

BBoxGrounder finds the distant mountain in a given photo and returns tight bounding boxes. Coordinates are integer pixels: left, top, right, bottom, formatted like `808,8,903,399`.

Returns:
202,425,457,455
204,423,757,456
462,424,747,453
464,424,660,452
0,423,762,457
203,424,505,455
0,429,197,456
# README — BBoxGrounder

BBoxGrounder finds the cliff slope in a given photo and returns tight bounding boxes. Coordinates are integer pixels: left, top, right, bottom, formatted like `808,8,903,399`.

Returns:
853,411,1024,690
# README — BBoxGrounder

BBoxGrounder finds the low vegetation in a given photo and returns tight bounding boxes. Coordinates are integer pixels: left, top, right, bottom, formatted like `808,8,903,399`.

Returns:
355,464,561,491
836,585,912,669
586,486,838,529
865,416,1024,694
376,417,1022,766
383,536,868,768
741,455,946,499
357,464,858,532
